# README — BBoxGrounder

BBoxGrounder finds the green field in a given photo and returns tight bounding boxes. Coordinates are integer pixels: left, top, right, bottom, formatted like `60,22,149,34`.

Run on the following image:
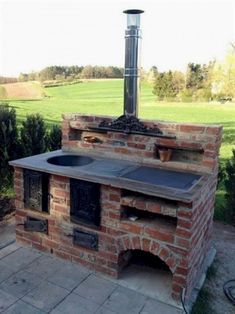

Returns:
2,79,234,161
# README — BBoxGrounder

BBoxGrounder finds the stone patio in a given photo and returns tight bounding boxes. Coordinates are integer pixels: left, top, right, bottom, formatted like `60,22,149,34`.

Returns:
0,242,183,314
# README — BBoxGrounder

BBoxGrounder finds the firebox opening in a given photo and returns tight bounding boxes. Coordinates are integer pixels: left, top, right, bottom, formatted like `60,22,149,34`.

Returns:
121,206,177,226
118,249,174,305
125,249,170,270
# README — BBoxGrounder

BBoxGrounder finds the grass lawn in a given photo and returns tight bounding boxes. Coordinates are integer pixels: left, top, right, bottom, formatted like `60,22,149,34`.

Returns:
2,79,234,160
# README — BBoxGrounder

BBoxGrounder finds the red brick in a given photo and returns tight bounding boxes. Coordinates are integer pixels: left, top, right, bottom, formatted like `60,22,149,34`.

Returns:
166,256,176,271
144,227,174,243
42,238,60,250
53,204,69,215
132,236,141,250
120,222,142,234
173,275,186,285
150,241,160,255
106,228,126,237
109,194,120,202
202,159,216,168
177,219,192,229
176,228,191,238
134,199,146,210
204,143,217,150
147,202,161,213
116,238,125,251
172,282,183,294
53,189,69,199
114,147,130,155
155,138,177,147
98,251,118,263
143,151,154,158
54,250,72,261
206,126,221,135
175,237,191,249
52,175,69,183
159,247,170,260
142,238,151,251
123,236,131,250
180,125,205,133
175,267,188,276
109,212,120,220
177,210,193,219
204,150,216,158
127,142,146,150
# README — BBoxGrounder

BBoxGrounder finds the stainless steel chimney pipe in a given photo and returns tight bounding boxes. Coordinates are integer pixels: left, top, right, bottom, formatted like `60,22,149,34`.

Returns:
123,9,144,117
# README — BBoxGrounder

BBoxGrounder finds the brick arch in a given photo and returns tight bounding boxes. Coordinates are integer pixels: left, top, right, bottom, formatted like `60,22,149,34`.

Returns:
116,235,178,274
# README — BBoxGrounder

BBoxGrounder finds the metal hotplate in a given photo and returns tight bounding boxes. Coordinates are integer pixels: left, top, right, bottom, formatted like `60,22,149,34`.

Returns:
121,166,201,191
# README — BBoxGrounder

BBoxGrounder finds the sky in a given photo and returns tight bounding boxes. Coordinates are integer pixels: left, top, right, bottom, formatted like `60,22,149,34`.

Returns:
0,0,234,77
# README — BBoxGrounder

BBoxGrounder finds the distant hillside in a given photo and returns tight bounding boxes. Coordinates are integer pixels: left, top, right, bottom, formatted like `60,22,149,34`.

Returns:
0,81,45,100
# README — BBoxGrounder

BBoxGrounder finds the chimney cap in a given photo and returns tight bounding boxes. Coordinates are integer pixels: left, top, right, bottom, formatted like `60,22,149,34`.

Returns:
123,9,144,14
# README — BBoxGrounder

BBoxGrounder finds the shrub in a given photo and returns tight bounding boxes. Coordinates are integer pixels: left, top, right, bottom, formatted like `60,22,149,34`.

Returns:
0,104,19,190
217,161,226,188
20,114,47,157
48,124,61,151
224,149,235,224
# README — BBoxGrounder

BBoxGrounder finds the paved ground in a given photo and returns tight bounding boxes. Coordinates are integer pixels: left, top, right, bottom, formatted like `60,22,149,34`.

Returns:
0,243,183,314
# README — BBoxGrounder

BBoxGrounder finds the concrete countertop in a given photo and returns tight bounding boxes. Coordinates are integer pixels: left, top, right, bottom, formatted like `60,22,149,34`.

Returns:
9,150,210,204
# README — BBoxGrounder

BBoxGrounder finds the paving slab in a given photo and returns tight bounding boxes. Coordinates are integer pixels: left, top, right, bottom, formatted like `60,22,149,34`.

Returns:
0,289,18,312
0,243,20,260
0,218,15,249
24,255,65,280
140,298,183,314
0,261,16,284
22,280,69,313
3,300,46,314
47,261,91,291
0,270,43,298
95,307,118,314
51,292,100,314
102,286,147,314
0,247,41,272
74,274,117,305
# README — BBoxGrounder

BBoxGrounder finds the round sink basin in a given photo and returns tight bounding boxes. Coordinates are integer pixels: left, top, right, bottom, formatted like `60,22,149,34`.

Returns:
47,155,93,167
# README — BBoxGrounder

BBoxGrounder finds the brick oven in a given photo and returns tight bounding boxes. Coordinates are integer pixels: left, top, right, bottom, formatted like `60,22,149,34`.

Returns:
10,9,223,310
10,115,222,305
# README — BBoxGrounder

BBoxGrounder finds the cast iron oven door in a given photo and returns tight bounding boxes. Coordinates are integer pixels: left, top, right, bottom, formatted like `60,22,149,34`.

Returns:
23,169,49,212
70,178,101,227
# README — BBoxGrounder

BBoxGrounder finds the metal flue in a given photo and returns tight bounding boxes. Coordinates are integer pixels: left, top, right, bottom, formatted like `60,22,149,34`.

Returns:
123,9,144,117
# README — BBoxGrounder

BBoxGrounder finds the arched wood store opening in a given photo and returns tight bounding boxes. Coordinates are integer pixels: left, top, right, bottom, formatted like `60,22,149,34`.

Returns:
118,249,174,304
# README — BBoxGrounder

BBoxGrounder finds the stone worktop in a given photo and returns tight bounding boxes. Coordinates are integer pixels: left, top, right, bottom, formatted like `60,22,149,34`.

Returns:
10,149,209,203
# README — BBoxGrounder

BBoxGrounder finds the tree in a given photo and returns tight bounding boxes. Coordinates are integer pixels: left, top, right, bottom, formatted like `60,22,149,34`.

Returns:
172,71,185,95
153,71,179,100
81,65,94,79
18,73,29,82
20,114,47,157
212,44,235,98
186,63,204,91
